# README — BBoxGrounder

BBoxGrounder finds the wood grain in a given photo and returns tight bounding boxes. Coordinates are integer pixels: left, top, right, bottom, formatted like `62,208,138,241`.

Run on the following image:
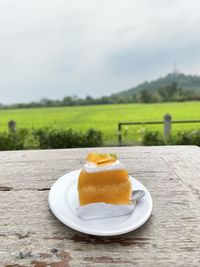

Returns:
0,146,200,266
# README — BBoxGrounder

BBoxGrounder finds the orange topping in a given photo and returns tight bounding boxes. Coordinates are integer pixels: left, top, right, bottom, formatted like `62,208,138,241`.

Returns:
86,153,117,165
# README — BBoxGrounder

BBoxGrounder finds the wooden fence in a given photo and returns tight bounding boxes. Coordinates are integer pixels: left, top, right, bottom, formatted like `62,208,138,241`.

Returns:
118,114,200,145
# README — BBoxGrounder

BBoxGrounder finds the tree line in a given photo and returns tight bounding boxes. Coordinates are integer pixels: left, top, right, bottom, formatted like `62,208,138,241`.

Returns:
135,82,200,103
0,82,200,109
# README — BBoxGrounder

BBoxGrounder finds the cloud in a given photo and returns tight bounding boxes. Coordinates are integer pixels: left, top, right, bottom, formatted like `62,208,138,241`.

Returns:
0,0,200,103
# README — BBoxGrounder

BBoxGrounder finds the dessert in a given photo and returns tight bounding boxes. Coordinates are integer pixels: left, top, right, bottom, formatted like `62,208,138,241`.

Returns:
78,153,132,206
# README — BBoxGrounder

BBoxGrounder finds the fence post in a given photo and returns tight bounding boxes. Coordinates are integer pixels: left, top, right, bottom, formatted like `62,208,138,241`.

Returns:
164,114,172,140
8,120,16,132
118,123,122,146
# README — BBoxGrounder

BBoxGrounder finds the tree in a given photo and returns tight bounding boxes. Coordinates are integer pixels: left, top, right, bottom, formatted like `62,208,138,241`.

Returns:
158,82,179,101
85,95,95,105
139,89,152,103
62,96,74,106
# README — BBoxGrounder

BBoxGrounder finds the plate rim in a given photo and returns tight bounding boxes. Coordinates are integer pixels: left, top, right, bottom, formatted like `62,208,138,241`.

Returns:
49,169,153,236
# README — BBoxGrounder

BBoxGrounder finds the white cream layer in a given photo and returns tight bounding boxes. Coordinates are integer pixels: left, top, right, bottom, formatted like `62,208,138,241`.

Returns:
83,160,124,173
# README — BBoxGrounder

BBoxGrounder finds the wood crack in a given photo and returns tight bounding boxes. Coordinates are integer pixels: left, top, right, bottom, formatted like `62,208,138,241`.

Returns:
0,186,13,191
0,188,50,192
71,234,150,247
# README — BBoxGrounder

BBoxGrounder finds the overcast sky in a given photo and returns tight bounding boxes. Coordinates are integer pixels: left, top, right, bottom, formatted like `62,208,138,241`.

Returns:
0,0,200,104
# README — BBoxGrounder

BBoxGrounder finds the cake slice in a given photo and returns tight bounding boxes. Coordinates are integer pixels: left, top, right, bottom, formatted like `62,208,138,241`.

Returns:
78,153,132,206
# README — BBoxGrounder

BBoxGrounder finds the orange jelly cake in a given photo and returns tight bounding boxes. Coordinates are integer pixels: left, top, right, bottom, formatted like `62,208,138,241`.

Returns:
78,153,132,206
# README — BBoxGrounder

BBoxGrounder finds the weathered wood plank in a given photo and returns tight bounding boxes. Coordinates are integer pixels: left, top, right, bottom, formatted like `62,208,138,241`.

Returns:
0,146,200,266
0,157,169,190
163,154,200,204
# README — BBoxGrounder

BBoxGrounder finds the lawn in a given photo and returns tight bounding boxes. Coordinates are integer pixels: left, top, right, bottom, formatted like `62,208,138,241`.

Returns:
0,101,200,144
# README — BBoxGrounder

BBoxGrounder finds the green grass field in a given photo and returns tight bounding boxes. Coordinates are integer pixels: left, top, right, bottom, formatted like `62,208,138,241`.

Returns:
0,101,200,144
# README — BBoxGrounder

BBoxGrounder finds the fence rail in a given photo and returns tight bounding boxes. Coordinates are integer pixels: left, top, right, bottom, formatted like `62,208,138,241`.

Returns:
118,114,200,145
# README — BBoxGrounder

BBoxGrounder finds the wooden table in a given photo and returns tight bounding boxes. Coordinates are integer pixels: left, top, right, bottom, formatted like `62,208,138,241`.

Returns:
1,146,200,267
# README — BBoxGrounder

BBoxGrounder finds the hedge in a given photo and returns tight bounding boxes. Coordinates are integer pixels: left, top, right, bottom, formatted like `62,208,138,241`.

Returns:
0,128,103,150
142,129,200,146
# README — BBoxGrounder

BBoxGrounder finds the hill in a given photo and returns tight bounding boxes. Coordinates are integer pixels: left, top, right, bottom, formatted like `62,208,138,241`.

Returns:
114,73,200,97
1,72,200,109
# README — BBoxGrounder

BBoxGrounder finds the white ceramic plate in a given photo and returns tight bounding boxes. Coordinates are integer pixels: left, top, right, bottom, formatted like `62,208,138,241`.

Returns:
49,169,153,236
